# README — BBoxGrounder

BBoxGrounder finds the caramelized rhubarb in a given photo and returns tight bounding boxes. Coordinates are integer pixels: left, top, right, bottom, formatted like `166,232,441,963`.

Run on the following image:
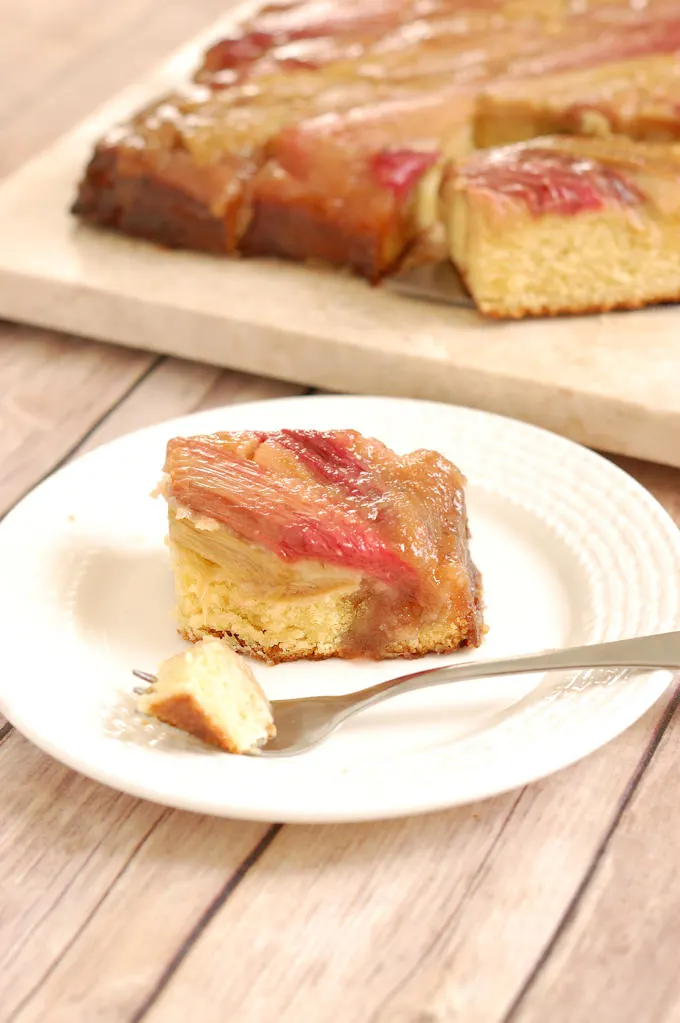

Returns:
459,143,643,217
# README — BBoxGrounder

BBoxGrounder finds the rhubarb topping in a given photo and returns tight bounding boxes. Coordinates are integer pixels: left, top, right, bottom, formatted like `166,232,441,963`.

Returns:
370,148,439,199
202,32,274,71
163,429,481,657
165,431,414,587
201,1,406,72
463,146,643,216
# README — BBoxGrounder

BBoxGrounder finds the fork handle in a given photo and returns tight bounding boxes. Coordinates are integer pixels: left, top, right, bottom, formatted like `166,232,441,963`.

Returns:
350,630,680,711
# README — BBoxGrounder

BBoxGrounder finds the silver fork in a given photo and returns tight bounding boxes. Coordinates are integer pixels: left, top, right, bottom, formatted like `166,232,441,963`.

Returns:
133,631,680,757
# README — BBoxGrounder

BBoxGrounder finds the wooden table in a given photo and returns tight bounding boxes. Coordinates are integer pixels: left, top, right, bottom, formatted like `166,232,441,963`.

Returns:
2,5,680,1021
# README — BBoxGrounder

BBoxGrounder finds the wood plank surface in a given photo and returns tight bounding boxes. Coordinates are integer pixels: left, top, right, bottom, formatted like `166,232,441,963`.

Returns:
75,359,305,458
126,696,677,1023
510,688,680,1023
1,729,271,1023
0,324,155,514
1,3,680,1023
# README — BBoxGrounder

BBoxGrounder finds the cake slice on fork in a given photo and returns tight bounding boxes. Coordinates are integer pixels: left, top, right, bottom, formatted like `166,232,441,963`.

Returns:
138,637,276,754
159,428,483,663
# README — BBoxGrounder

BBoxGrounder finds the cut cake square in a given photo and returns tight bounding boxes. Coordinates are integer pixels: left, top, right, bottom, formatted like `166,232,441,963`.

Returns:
445,134,680,319
160,428,484,663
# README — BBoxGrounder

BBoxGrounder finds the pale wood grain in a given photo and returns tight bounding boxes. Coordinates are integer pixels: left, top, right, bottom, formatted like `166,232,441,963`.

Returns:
192,367,306,413
73,358,221,456
0,731,269,1023
0,0,230,179
510,686,680,1023
2,0,162,122
76,360,306,457
0,324,154,515
372,698,678,1023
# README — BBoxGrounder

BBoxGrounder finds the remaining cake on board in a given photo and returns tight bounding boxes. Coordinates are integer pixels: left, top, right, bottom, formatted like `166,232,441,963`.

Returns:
71,0,680,318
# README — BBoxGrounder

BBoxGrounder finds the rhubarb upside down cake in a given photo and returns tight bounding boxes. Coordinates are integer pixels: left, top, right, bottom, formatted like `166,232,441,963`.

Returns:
159,429,483,663
72,0,680,318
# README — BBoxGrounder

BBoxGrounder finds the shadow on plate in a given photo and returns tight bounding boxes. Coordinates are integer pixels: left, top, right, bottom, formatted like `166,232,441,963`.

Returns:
72,545,180,666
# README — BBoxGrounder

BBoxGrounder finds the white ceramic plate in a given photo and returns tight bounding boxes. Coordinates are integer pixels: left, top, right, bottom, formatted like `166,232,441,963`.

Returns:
1,395,678,822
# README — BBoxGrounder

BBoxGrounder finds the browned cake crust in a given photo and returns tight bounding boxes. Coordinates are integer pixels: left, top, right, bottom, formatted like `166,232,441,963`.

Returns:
73,145,238,253
241,196,399,282
178,626,484,663
145,691,240,751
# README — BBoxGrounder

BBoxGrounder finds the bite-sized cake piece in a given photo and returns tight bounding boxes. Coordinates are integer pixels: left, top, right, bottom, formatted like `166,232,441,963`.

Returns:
478,53,680,148
243,91,475,279
138,637,276,754
160,429,483,663
445,134,680,319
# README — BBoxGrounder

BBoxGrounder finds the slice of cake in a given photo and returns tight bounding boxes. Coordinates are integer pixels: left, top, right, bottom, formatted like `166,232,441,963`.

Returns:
159,429,483,662
444,134,680,319
138,636,276,754
242,91,475,280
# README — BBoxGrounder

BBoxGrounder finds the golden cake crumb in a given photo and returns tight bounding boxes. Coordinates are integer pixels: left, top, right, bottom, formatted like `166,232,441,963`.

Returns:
138,637,276,754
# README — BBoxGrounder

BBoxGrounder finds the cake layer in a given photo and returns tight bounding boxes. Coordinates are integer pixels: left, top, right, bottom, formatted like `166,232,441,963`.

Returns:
161,429,483,662
170,541,361,661
445,135,680,318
